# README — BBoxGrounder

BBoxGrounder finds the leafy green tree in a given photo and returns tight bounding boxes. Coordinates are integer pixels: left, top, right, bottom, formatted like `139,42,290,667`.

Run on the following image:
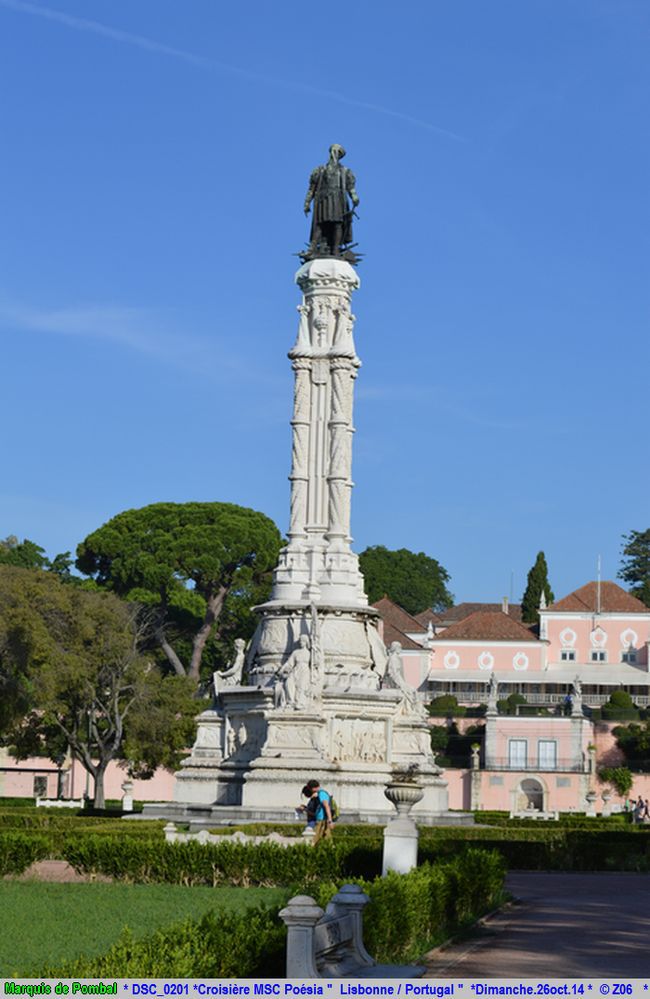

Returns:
76,502,283,682
598,766,633,800
602,690,639,721
0,536,74,578
359,546,453,615
612,721,650,768
521,551,555,623
0,566,197,808
427,694,465,718
619,529,650,607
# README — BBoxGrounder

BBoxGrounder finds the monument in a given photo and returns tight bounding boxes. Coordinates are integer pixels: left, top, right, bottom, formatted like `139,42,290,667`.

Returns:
171,147,457,823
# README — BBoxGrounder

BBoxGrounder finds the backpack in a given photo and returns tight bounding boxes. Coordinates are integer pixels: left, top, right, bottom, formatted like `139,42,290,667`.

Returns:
329,794,340,822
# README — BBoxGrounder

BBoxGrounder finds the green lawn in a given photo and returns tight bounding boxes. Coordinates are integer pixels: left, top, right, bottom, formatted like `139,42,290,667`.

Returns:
0,882,286,977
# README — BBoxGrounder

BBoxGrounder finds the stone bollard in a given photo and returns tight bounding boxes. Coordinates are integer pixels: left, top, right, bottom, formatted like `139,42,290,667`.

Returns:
121,780,134,813
279,895,325,978
382,781,423,877
164,822,178,843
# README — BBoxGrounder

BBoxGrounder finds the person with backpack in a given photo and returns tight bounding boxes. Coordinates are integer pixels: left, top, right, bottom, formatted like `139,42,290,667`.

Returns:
305,778,336,844
296,784,318,831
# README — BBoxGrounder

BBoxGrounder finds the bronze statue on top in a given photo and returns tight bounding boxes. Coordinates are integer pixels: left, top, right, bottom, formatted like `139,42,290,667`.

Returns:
302,144,360,262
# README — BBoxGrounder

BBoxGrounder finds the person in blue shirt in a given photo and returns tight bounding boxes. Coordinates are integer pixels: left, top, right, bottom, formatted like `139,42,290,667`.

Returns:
305,778,333,844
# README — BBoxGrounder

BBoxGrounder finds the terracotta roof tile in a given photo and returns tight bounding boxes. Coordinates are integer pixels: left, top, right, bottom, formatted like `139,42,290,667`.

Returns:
547,581,649,614
415,608,444,627
372,596,427,635
438,602,523,625
431,610,539,643
382,622,425,651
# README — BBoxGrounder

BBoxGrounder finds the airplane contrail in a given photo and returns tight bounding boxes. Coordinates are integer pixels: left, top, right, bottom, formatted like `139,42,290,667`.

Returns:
0,0,466,141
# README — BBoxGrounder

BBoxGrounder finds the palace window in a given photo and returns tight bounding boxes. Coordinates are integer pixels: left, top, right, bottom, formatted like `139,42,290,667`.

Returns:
622,650,637,664
591,650,607,663
560,650,576,662
538,740,557,769
508,739,528,769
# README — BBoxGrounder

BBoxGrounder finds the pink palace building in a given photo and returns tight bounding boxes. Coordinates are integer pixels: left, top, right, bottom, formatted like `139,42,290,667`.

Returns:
374,581,650,814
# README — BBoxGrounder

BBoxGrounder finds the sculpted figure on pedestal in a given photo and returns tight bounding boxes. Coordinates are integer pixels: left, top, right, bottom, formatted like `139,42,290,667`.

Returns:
303,144,360,260
274,635,312,711
571,675,583,714
386,641,418,706
487,672,498,712
213,638,246,697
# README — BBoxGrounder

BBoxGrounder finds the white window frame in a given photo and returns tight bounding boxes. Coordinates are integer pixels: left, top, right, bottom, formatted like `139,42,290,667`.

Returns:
560,650,576,662
590,650,607,663
538,739,557,769
508,739,528,769
622,650,637,664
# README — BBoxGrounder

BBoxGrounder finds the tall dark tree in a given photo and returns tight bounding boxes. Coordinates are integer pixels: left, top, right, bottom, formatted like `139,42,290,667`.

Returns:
521,551,555,623
76,502,283,682
619,529,650,608
359,546,453,615
0,566,196,808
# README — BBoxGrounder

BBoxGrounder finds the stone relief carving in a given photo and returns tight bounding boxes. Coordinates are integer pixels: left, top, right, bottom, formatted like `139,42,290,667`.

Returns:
310,604,325,692
267,724,323,751
258,618,290,657
195,721,222,749
323,618,370,660
330,719,386,763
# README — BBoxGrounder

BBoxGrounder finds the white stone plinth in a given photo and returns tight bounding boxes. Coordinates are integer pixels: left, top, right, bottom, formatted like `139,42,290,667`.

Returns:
382,818,419,876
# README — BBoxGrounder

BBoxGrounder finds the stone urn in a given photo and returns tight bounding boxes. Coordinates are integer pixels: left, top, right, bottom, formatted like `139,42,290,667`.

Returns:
585,790,597,816
384,781,424,819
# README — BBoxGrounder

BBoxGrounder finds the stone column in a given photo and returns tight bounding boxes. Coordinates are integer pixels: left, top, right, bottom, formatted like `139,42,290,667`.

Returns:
327,359,357,548
287,359,311,543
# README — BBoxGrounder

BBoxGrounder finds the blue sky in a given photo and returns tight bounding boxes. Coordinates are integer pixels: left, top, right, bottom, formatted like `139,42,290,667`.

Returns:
1,0,648,605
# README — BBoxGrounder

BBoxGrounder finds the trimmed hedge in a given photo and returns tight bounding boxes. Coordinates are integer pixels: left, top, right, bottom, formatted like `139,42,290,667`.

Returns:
45,848,506,976
0,832,51,874
60,834,373,886
7,820,650,882
419,826,650,871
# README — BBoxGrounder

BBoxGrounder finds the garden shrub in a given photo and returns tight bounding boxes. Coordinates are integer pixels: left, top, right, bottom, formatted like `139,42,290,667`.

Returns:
428,695,466,717
61,835,357,886
0,831,50,874
311,848,505,964
46,901,288,977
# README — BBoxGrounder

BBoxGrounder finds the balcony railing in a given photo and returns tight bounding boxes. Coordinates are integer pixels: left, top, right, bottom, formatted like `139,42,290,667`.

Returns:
486,757,586,773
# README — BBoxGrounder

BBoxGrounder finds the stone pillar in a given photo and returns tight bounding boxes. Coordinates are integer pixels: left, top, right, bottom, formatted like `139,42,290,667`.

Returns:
382,781,423,876
279,895,324,978
484,711,498,769
272,257,365,607
120,780,134,812
327,359,356,548
287,359,311,543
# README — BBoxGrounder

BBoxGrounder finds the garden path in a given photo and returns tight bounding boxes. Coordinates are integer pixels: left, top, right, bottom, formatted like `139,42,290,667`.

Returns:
423,872,650,978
